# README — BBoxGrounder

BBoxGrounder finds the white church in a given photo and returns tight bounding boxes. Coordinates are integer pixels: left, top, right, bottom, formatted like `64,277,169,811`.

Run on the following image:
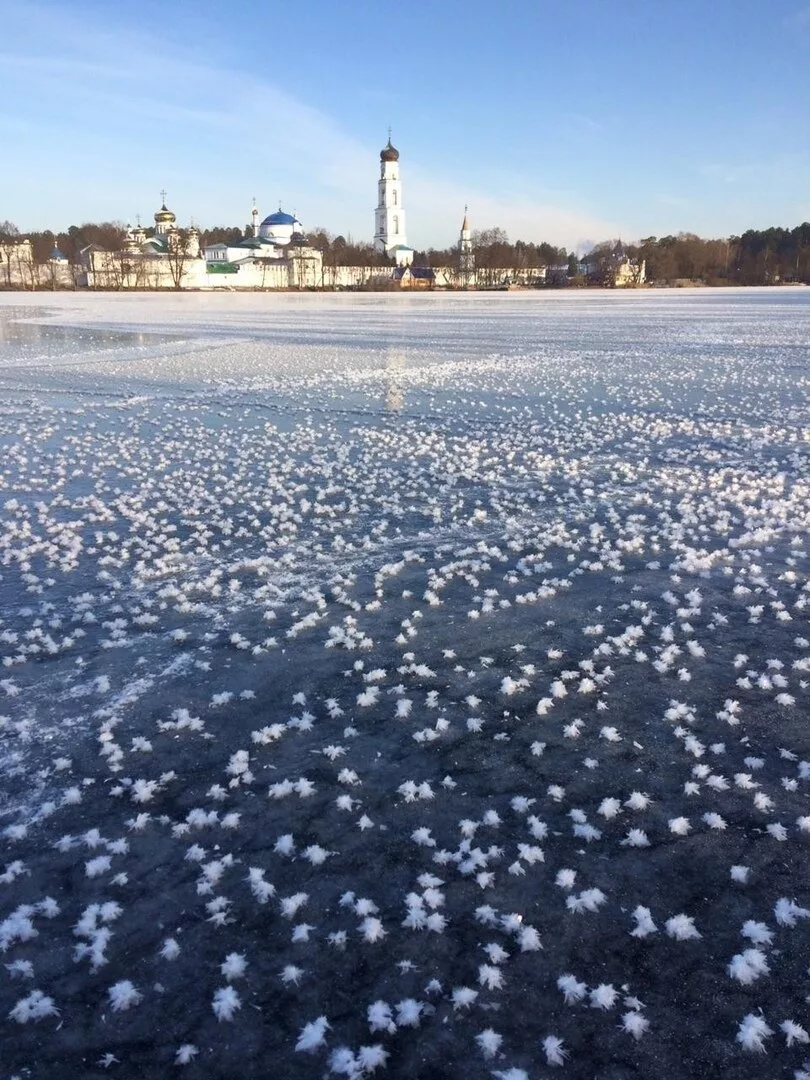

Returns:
80,196,325,290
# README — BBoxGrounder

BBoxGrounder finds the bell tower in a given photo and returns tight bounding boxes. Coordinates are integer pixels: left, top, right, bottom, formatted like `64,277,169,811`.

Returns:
459,206,475,285
374,130,408,258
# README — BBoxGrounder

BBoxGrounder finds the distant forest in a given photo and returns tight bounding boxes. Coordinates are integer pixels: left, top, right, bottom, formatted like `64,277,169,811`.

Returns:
2,218,810,287
617,225,810,286
413,224,810,286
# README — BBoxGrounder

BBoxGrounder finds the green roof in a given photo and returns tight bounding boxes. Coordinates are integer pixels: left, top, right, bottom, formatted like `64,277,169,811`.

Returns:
238,236,278,249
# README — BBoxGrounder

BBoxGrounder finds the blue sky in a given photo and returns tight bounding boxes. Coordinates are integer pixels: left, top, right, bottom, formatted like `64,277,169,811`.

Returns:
2,0,809,251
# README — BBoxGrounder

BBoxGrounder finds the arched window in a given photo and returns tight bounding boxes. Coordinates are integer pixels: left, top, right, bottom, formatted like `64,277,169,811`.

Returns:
393,215,399,235
393,190,398,206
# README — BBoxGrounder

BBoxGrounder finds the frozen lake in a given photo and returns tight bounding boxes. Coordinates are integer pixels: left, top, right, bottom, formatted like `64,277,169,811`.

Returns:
1,289,809,1079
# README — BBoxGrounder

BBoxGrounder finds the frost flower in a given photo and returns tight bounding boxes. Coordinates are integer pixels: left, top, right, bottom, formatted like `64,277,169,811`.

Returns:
557,974,587,1004
542,1035,568,1065
665,914,701,941
108,980,143,1012
727,949,770,985
590,984,618,1010
8,989,59,1023
475,1028,502,1058
212,986,241,1021
736,1013,773,1053
295,1016,330,1053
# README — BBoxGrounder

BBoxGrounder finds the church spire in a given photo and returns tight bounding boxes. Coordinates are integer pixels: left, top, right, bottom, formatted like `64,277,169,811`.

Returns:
459,205,474,284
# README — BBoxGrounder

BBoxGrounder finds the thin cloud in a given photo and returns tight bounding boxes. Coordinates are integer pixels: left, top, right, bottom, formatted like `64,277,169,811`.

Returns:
784,5,810,27
561,112,604,132
655,194,692,208
406,171,622,250
1,1,623,248
699,156,807,188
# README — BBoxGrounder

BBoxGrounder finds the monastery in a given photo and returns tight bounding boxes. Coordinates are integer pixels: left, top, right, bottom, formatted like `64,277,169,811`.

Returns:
75,136,554,290
3,136,644,290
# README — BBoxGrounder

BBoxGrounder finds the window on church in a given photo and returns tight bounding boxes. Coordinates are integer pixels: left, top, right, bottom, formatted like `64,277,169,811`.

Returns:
393,191,398,206
394,216,399,235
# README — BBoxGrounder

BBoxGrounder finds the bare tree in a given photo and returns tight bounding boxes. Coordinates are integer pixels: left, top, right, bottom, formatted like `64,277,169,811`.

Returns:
167,228,192,289
0,221,20,288
13,243,37,290
130,255,152,289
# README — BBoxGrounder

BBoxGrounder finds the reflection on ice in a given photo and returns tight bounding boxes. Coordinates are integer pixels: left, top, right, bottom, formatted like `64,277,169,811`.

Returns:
0,306,182,364
383,349,406,413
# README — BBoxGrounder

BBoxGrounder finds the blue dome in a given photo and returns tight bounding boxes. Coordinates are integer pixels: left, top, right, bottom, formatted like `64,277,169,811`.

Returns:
261,211,299,227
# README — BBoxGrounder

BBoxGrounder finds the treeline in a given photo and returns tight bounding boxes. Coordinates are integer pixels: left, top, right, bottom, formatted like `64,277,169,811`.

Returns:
2,217,810,286
414,228,571,272
306,228,394,267
0,220,125,264
0,220,244,264
621,225,810,285
299,226,569,271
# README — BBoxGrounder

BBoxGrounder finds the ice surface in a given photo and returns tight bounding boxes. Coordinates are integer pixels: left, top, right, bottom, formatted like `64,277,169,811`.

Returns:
0,288,809,1078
